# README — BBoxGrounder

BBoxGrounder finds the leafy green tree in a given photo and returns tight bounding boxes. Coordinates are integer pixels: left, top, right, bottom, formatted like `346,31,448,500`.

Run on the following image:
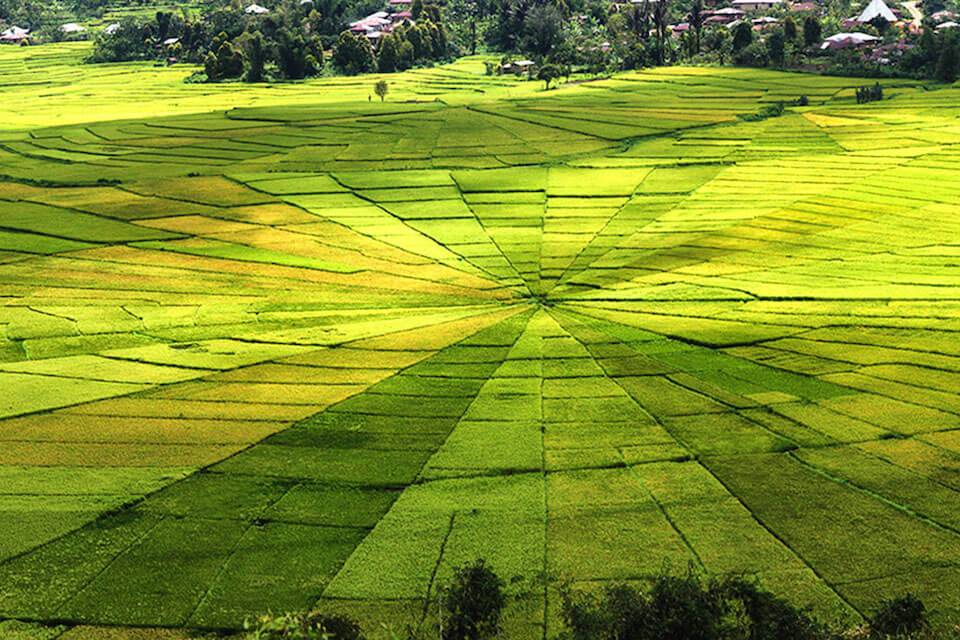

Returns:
403,22,428,59
398,38,415,69
734,39,768,66
704,25,731,64
487,0,537,52
155,10,177,42
732,20,753,52
767,29,785,66
522,3,563,57
783,16,797,41
332,30,376,74
442,560,506,640
560,573,829,640
275,28,321,79
426,20,447,58
445,0,479,54
690,0,704,54
378,33,401,72
240,30,267,81
204,8,247,42
803,15,821,48
309,0,348,36
651,0,671,65
89,17,154,62
936,36,960,83
205,36,245,81
0,0,47,30
870,594,928,638
374,79,389,101
244,611,365,639
538,62,561,88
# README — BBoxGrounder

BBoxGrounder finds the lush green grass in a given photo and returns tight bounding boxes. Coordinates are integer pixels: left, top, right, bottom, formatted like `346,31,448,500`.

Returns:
0,42,959,639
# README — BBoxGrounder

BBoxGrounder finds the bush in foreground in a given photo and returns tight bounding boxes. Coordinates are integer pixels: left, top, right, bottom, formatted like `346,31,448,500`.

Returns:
870,594,928,638
559,572,827,640
244,611,365,640
246,564,958,640
441,560,507,640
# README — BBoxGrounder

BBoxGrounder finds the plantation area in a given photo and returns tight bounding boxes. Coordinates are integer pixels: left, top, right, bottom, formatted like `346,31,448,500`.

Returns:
1,42,960,639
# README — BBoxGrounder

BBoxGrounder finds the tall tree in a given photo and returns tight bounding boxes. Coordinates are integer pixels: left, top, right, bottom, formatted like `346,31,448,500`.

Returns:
802,15,821,48
241,30,267,82
538,62,561,88
378,33,401,72
332,30,376,74
767,28,785,66
732,20,753,52
690,0,704,54
704,25,731,64
650,0,671,65
936,35,960,83
522,3,563,57
783,15,797,41
156,11,173,41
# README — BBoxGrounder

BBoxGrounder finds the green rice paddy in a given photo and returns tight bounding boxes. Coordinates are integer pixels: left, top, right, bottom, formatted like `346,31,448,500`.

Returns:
1,42,960,638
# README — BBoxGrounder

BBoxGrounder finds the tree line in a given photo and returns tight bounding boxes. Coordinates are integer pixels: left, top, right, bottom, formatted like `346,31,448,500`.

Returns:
244,560,958,640
87,0,450,81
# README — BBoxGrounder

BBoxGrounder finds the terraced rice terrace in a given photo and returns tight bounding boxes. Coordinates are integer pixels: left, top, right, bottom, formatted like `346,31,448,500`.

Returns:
1,44,960,639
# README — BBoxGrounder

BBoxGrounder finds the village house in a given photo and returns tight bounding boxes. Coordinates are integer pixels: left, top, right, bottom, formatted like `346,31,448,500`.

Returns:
703,7,745,25
349,6,416,47
0,26,29,43
501,59,536,75
730,0,783,12
751,15,780,30
821,31,881,49
855,0,897,23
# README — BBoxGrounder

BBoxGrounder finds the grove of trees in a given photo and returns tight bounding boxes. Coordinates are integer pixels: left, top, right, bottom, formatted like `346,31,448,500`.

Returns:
87,0,450,82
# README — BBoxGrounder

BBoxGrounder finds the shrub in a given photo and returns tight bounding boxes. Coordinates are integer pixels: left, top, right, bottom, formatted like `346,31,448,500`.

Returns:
441,560,506,640
871,594,928,638
559,571,827,640
734,41,769,68
245,611,365,640
719,577,826,640
739,100,785,121
856,83,884,104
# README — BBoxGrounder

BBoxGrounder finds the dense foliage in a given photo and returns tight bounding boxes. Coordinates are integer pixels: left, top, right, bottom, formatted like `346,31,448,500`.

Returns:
85,0,450,81
10,0,959,85
441,560,507,640
559,573,956,640
242,568,955,640
244,612,366,639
